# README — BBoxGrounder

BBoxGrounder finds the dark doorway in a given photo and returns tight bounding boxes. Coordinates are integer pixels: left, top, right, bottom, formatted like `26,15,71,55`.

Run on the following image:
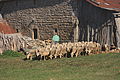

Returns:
16,29,19,33
33,29,38,39
55,28,58,33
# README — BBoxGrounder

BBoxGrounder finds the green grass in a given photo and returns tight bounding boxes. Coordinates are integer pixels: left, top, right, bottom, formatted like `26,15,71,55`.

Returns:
0,53,120,80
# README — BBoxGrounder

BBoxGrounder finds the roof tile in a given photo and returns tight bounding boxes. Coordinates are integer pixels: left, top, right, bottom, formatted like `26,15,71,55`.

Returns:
87,0,120,11
0,21,16,34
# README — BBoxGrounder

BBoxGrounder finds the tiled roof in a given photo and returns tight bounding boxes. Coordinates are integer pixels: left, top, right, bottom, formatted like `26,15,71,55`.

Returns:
86,0,120,12
0,21,16,34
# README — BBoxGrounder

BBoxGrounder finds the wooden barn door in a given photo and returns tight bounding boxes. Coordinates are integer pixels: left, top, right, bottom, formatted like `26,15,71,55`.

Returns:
114,13,120,48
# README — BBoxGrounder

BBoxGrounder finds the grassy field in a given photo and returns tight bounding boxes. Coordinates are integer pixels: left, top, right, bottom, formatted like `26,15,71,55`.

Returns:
0,51,120,80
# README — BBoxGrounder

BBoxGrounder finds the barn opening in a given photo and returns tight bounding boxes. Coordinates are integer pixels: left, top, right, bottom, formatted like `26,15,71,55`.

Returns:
55,28,58,33
16,29,19,33
33,29,38,39
53,28,58,34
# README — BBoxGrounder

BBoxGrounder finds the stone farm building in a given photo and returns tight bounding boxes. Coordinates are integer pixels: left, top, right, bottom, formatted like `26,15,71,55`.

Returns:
0,0,120,47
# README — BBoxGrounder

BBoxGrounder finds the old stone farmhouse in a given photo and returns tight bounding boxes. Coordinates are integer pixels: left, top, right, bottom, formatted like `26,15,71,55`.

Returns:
0,0,120,47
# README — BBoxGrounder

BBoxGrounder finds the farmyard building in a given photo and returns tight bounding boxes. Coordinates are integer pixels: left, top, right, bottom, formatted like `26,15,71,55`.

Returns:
0,0,120,47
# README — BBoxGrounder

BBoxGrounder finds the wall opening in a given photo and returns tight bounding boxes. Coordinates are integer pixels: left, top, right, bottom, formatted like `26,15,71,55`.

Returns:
55,28,58,33
33,29,38,39
53,28,58,35
16,29,19,33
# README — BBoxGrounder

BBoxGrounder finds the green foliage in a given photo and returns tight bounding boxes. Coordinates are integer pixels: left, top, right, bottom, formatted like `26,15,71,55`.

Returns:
1,50,23,57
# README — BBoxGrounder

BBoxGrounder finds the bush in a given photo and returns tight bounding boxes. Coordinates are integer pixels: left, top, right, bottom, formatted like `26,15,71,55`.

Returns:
1,50,23,57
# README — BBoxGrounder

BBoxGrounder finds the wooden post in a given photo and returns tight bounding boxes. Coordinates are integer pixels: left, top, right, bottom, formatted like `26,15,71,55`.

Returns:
87,25,90,42
73,16,79,42
114,13,120,48
32,29,34,40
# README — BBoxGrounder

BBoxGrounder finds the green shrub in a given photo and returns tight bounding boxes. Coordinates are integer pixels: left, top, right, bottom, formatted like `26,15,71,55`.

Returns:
1,50,23,57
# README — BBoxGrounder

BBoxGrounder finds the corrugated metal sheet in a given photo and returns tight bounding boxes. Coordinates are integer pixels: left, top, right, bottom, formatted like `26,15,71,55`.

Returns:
0,0,6,1
86,0,120,12
0,21,16,34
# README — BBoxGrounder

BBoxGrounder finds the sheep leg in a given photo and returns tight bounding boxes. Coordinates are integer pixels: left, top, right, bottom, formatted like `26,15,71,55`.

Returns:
85,52,89,56
27,54,30,60
59,54,62,58
75,52,79,57
41,55,43,60
54,54,57,59
71,52,74,58
65,53,67,58
44,56,46,60
30,55,32,60
49,55,53,59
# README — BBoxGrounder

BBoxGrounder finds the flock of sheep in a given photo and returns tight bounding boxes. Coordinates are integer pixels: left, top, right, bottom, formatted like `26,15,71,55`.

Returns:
1,33,119,60
23,41,102,60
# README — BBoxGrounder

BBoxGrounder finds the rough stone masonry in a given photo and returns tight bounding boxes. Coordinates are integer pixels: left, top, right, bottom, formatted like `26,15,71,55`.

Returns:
0,0,77,42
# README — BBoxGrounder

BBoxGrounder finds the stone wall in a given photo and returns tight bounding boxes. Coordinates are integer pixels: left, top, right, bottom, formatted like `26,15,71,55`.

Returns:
0,0,119,46
0,0,75,42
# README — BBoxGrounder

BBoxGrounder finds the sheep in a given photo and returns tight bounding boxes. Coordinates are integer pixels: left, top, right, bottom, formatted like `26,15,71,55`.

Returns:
60,43,68,58
81,42,101,55
26,52,35,60
36,47,50,60
71,44,77,57
66,42,73,54
101,44,110,52
54,44,62,58
75,45,84,57
72,42,85,57
23,41,103,60
18,47,37,60
49,45,57,59
26,48,37,60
